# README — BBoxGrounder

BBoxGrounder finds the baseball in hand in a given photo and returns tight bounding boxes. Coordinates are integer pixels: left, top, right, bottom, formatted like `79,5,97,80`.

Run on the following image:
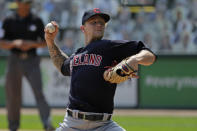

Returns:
46,23,55,33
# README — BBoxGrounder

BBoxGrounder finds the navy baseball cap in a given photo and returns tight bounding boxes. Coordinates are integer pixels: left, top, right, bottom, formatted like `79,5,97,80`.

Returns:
82,8,110,25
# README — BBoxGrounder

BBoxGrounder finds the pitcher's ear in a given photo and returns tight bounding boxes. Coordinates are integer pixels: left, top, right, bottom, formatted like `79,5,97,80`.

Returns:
80,25,85,33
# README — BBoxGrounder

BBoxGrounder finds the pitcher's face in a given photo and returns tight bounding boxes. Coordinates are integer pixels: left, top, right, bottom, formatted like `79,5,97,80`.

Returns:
82,15,106,40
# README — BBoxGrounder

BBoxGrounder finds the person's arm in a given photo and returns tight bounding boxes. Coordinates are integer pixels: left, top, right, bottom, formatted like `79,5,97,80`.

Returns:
18,40,46,51
0,40,46,51
103,49,156,83
23,40,46,48
0,40,16,49
126,49,156,71
44,21,68,72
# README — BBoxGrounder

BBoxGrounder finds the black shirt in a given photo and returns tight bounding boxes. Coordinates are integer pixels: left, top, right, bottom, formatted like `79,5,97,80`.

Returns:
2,12,45,55
61,39,151,114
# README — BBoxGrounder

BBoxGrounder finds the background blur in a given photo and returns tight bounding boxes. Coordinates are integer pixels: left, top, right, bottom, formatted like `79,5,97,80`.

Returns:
0,0,197,109
0,0,197,55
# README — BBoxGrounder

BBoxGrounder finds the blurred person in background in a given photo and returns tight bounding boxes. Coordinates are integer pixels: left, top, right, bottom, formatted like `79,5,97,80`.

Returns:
60,30,75,56
173,31,196,53
0,0,54,131
159,32,172,53
143,32,158,53
131,13,145,41
172,5,192,44
193,18,197,48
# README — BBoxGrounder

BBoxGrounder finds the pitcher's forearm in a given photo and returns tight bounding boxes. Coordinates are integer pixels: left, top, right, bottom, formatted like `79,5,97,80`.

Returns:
135,50,156,65
127,50,156,66
47,41,68,72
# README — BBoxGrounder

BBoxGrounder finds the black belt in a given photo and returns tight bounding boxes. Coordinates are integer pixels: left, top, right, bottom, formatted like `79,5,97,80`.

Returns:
67,109,111,121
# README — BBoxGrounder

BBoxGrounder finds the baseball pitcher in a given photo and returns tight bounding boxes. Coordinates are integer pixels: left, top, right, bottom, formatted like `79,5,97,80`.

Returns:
45,8,156,131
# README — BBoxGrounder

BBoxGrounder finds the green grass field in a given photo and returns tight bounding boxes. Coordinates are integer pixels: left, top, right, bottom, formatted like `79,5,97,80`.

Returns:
0,114,197,131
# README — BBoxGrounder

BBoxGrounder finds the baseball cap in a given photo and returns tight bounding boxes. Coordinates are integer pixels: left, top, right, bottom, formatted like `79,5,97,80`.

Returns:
82,8,110,25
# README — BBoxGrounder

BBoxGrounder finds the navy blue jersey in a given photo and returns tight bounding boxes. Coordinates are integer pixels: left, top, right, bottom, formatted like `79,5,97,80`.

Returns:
61,39,150,114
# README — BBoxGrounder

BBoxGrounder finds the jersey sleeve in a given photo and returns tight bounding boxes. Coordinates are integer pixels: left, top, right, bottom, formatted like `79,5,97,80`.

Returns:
110,40,152,62
61,57,71,76
61,49,82,76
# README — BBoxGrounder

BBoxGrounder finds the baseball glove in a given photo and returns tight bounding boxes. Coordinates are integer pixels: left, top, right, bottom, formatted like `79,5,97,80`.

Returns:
103,59,138,84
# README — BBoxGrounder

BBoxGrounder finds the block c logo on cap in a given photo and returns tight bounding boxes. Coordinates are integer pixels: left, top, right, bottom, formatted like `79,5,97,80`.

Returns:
93,8,101,13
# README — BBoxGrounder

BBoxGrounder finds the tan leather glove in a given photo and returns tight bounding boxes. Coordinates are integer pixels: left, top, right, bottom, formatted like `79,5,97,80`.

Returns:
103,59,138,84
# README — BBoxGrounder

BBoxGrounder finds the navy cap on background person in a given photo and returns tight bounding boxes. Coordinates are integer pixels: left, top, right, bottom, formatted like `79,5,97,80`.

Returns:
82,8,110,25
